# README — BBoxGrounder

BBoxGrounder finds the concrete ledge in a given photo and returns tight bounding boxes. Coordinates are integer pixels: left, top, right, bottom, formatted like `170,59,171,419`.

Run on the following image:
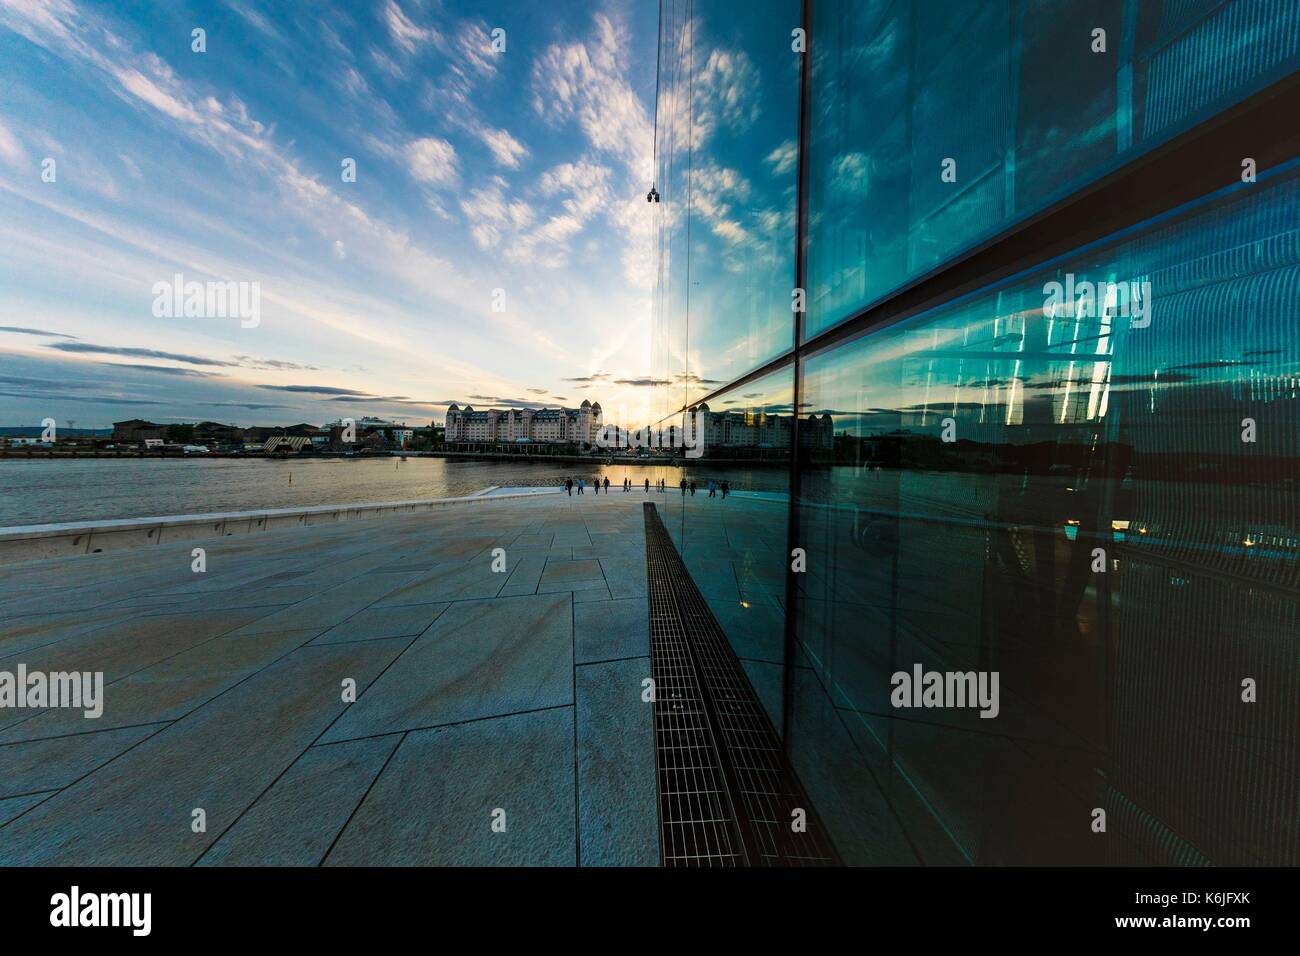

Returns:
0,488,561,565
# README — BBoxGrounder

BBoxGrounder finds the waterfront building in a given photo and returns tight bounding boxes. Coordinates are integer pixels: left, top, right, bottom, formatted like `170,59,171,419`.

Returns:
192,421,245,445
325,417,414,449
262,436,313,455
444,400,602,445
111,419,167,443
689,403,833,452
650,0,1299,865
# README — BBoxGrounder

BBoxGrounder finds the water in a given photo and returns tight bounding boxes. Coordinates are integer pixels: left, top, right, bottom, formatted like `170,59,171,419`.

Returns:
0,457,790,526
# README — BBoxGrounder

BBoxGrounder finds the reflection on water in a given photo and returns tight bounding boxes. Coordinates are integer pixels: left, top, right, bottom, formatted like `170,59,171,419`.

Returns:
0,457,791,527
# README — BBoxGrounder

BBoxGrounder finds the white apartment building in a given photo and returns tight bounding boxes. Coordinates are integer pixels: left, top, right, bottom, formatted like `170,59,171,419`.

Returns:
444,400,603,444
688,403,834,450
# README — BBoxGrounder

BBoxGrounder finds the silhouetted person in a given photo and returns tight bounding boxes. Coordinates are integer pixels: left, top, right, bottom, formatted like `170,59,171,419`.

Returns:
680,478,687,496
644,478,650,493
603,476,610,493
565,478,573,496
721,481,729,500
689,480,697,496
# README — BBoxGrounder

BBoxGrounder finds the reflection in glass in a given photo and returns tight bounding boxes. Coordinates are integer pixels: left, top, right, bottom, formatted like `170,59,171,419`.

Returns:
804,0,1300,337
655,369,798,731
792,170,1300,865
652,0,801,404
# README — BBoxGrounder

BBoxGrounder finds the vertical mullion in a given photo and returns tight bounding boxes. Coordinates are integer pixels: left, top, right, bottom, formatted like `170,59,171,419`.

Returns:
782,0,814,749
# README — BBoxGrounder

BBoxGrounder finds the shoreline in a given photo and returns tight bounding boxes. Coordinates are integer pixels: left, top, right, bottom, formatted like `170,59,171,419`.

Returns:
0,449,793,467
0,486,566,565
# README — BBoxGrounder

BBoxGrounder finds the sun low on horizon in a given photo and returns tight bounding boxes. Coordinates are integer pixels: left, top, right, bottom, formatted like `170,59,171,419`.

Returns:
0,0,662,430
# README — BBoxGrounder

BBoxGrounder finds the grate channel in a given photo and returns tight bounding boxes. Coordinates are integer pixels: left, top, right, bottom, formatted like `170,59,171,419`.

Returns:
643,503,839,866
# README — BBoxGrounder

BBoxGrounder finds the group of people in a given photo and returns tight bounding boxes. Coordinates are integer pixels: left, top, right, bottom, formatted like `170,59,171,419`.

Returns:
563,475,730,499
679,478,729,498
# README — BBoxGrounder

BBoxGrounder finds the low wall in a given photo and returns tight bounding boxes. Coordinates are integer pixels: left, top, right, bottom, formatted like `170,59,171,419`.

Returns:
0,487,560,565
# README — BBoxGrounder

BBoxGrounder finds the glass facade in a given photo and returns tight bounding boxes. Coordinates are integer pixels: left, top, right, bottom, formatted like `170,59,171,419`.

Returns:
652,0,1299,865
805,0,1300,337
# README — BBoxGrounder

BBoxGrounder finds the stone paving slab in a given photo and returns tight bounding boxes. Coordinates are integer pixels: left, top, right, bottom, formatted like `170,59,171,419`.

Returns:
574,597,650,664
0,628,324,742
370,560,505,606
537,558,606,593
324,708,576,866
576,657,658,866
0,723,164,797
198,736,401,866
0,793,50,826
0,605,144,660
0,492,783,866
320,592,574,742
312,603,450,645
0,639,407,865
0,609,276,735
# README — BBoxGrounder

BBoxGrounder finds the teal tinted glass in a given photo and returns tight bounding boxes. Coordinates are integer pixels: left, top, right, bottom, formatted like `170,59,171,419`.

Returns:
791,168,1300,865
804,0,1300,338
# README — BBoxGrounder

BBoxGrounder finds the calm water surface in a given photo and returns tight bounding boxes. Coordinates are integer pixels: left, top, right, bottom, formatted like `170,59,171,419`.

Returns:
0,457,791,526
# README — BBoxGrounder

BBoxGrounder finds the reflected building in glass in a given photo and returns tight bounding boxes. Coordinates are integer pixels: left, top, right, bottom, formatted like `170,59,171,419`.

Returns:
649,0,1299,865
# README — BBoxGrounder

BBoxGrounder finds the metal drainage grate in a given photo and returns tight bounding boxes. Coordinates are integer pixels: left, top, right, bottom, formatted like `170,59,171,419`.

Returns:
643,503,839,867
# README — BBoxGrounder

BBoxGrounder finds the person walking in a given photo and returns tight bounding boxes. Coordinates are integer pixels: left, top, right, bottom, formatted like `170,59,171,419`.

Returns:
689,480,697,496
679,478,687,496
708,480,717,498
566,478,573,497
603,476,610,494
721,480,729,500
577,478,585,494
644,478,650,493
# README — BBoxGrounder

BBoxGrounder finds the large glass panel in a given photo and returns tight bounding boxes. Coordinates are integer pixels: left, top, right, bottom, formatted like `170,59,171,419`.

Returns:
681,369,796,730
791,166,1300,865
652,0,694,424
805,0,1300,338
651,0,801,408
647,365,796,730
680,0,801,388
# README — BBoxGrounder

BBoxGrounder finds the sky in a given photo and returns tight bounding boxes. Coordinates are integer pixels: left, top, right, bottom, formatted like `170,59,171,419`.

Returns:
0,0,662,430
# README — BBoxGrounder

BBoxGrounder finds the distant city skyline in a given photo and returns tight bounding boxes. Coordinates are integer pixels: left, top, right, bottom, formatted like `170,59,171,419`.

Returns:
0,0,666,429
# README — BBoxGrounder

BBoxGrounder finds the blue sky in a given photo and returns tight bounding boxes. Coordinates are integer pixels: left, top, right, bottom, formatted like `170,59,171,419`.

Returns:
0,0,662,429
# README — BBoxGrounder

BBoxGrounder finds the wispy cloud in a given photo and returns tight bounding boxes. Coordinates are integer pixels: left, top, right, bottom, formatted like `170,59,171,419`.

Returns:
49,343,238,367
0,0,660,427
0,326,78,339
404,136,459,186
